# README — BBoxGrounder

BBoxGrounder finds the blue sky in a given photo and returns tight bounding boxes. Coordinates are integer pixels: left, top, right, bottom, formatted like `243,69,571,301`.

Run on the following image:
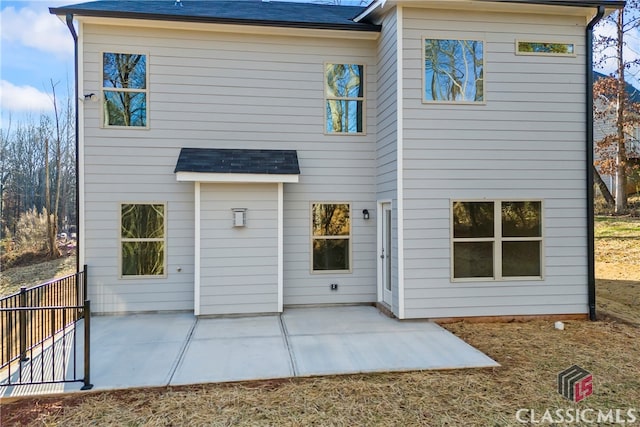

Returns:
1,0,639,130
1,0,74,127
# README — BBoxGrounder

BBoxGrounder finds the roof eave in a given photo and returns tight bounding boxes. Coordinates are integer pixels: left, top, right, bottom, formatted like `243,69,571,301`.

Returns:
354,0,625,23
175,171,300,184
475,0,625,8
49,7,382,33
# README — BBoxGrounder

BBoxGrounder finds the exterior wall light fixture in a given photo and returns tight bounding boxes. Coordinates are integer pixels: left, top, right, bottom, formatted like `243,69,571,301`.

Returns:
232,208,247,227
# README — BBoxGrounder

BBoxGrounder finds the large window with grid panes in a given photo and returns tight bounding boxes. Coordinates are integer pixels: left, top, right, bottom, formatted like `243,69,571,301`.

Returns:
451,200,543,281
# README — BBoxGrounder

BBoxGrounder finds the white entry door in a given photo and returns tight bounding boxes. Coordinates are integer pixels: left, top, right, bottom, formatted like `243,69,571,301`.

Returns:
381,203,392,306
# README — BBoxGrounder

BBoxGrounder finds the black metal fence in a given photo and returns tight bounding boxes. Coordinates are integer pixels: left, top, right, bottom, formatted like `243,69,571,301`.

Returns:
0,266,92,389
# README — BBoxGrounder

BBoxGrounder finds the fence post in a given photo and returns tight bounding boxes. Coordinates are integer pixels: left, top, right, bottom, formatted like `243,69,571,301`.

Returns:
18,287,28,362
81,299,93,390
83,265,88,303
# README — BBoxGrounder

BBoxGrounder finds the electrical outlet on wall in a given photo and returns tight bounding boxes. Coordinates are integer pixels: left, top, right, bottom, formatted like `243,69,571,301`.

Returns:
330,283,338,291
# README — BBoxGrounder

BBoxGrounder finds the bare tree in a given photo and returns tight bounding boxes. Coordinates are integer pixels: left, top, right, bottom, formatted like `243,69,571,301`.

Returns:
594,0,640,213
43,80,64,258
1,80,75,257
0,117,11,236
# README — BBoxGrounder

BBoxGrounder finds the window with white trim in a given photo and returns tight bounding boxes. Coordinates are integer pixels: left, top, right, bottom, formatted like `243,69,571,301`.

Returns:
630,125,640,155
423,38,484,103
311,203,351,272
516,41,575,56
325,64,364,133
452,201,542,280
103,53,147,127
121,203,165,277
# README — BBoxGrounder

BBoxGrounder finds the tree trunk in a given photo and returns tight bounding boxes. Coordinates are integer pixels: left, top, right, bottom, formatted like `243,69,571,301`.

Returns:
44,137,55,258
615,9,628,213
45,81,62,259
52,81,63,254
593,165,615,206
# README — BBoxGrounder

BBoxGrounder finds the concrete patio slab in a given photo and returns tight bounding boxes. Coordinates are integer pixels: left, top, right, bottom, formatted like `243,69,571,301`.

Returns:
170,316,293,384
88,313,196,389
1,306,499,398
282,305,437,334
283,307,497,376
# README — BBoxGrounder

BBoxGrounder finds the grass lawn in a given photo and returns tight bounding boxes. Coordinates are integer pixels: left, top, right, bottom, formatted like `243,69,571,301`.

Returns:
595,216,640,325
0,256,76,298
0,218,638,426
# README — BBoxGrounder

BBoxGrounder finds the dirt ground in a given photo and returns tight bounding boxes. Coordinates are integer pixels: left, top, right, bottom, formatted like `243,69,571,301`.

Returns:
595,218,640,325
596,262,640,325
0,256,75,297
0,219,638,426
1,320,638,426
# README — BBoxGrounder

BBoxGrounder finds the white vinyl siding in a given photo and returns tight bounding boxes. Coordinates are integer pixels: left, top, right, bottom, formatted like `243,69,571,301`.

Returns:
376,9,401,314
400,8,588,318
199,184,278,315
81,23,378,313
79,6,591,319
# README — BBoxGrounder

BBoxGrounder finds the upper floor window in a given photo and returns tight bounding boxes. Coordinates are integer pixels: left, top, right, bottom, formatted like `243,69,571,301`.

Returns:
325,64,364,134
312,203,351,272
423,39,484,103
516,41,575,56
103,53,147,127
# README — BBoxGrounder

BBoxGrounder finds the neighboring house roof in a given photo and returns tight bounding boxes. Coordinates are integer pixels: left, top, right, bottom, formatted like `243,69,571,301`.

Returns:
174,148,300,175
594,71,640,104
49,0,381,33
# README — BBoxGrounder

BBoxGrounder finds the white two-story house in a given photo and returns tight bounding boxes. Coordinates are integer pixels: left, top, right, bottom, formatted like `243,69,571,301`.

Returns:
50,0,623,320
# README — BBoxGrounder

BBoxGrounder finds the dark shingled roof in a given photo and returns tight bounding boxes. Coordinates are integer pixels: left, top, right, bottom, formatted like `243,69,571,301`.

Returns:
50,1,381,33
174,148,300,175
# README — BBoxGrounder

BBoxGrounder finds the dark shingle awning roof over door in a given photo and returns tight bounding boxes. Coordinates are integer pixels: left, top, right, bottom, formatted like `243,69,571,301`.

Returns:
174,148,300,183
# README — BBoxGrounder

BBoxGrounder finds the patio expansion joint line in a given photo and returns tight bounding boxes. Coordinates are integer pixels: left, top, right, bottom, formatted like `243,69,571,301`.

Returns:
278,315,298,377
166,317,198,386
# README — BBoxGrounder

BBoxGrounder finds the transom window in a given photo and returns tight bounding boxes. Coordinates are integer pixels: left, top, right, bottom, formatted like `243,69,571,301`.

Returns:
103,53,147,127
311,203,351,272
121,203,166,277
452,201,542,280
516,41,575,56
325,64,364,133
423,38,484,103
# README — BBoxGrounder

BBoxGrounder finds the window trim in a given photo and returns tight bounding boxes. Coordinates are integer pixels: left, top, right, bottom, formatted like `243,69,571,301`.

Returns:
422,37,486,105
310,201,353,274
324,62,367,135
515,40,576,57
450,199,544,282
119,202,167,279
101,51,150,129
